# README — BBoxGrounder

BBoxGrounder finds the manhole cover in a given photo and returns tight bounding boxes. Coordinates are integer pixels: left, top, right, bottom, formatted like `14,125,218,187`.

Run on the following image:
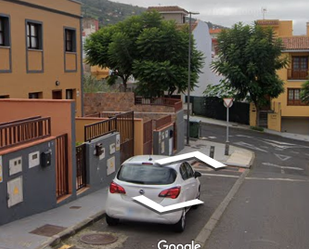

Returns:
30,224,66,237
80,233,118,245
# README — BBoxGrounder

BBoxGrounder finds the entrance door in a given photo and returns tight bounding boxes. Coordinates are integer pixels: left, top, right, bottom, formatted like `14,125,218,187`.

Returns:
53,90,62,99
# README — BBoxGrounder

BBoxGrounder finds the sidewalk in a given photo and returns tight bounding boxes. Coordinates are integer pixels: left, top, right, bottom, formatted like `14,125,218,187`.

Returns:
190,115,309,142
0,139,254,249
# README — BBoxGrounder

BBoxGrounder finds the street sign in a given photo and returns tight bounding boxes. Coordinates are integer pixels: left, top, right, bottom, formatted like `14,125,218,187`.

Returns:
223,98,233,143
223,98,233,108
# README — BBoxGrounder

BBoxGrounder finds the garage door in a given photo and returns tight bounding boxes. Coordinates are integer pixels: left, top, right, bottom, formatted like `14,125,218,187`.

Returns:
281,117,309,135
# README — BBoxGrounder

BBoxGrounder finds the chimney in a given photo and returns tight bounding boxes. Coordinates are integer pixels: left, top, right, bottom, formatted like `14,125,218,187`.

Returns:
307,22,309,36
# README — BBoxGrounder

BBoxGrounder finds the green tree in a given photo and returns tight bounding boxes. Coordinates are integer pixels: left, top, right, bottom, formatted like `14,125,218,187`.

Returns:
300,80,309,103
211,23,288,126
85,11,204,95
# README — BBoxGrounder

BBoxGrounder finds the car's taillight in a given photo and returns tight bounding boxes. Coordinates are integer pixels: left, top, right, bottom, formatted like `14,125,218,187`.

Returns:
110,181,126,194
158,186,181,199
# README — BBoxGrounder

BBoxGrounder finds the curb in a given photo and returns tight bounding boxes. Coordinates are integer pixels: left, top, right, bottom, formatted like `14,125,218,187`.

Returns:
37,210,106,249
194,168,250,248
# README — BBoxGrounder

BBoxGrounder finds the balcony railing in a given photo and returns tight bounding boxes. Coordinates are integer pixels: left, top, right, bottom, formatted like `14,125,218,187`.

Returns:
0,117,51,150
287,69,309,80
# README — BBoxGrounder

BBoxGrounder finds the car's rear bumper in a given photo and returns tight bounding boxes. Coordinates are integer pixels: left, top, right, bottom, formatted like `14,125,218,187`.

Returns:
106,193,182,224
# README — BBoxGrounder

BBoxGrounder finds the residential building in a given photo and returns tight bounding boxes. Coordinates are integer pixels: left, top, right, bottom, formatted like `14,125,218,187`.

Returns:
148,6,222,98
0,0,83,116
251,20,309,134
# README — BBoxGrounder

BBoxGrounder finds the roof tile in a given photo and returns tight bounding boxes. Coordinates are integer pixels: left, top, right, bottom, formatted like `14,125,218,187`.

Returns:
282,37,309,50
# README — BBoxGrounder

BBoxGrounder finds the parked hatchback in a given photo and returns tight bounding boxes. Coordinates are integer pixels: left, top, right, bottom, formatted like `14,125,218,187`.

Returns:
105,155,202,232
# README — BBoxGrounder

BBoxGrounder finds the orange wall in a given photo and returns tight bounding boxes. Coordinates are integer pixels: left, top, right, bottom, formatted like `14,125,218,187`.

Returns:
0,99,75,192
0,0,82,116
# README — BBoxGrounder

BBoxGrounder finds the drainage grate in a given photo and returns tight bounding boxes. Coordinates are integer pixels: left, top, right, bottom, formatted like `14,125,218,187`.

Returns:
30,224,66,237
80,233,118,245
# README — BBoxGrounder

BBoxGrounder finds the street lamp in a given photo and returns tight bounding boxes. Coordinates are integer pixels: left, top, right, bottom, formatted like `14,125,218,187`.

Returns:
186,11,199,146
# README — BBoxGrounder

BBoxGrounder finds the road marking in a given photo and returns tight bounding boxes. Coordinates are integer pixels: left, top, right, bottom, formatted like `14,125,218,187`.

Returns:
263,139,295,146
208,136,217,139
274,154,291,161
133,195,203,213
246,177,309,182
234,142,267,152
262,162,303,171
201,173,240,178
291,151,300,154
236,134,253,138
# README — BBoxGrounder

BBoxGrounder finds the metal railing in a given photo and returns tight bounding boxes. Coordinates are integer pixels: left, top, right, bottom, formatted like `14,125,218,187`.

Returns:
135,96,182,112
76,143,87,190
287,69,308,80
56,134,69,199
84,117,117,142
155,115,172,130
0,117,51,150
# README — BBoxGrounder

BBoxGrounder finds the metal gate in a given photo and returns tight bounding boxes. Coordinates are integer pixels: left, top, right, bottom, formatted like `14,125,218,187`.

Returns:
76,143,87,190
143,120,153,154
115,112,134,163
55,134,69,199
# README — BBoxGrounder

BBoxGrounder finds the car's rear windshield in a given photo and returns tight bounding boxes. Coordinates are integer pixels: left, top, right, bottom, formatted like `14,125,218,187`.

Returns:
117,164,177,185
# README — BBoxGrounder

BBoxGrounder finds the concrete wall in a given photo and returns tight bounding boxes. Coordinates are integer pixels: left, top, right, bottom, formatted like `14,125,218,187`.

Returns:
175,110,185,153
0,138,56,225
85,133,121,192
153,125,174,156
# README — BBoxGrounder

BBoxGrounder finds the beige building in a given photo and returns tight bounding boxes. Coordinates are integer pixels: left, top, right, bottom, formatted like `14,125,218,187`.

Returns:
251,20,309,134
0,0,83,116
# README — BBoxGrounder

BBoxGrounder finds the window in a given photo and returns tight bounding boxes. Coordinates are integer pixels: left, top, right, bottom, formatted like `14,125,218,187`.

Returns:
27,22,42,49
66,89,75,99
65,29,76,52
0,16,9,46
293,57,308,71
0,95,9,98
180,164,189,180
288,89,306,106
184,162,194,178
28,92,42,99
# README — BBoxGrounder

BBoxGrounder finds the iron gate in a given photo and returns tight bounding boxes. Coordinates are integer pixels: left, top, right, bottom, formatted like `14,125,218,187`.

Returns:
76,143,87,190
143,120,153,154
55,134,69,199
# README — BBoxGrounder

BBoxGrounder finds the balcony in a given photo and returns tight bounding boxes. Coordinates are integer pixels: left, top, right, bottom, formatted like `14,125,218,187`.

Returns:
287,69,309,80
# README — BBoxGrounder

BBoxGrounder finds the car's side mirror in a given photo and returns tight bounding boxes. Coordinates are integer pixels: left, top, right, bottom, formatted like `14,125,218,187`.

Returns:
194,171,202,178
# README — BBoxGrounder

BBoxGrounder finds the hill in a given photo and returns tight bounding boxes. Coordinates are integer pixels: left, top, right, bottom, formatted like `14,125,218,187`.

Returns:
79,0,228,29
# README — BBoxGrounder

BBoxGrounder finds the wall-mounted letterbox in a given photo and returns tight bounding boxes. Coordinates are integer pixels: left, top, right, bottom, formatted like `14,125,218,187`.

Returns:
95,143,104,156
41,151,52,167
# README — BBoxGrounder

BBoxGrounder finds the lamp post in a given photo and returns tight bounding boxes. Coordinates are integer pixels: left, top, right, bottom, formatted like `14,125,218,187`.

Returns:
186,11,199,146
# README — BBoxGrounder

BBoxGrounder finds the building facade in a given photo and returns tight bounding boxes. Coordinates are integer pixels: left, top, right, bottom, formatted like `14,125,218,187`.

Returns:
0,0,83,116
250,20,309,134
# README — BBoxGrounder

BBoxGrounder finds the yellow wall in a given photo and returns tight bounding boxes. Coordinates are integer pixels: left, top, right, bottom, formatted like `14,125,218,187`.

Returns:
0,0,82,116
268,113,281,131
278,21,293,37
249,103,257,126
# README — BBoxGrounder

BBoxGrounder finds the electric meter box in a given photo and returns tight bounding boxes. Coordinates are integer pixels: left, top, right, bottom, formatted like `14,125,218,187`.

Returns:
41,151,52,167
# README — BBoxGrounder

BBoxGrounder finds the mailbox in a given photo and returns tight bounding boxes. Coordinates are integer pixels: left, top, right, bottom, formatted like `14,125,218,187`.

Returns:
95,143,104,156
41,150,52,167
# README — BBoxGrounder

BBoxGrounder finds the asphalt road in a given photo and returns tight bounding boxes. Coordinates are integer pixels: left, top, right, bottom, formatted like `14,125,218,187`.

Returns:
54,170,240,249
201,124,309,249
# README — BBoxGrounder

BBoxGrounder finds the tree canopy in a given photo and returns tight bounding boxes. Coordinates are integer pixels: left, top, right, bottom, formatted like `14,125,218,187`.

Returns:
300,80,309,103
209,22,288,126
85,11,204,96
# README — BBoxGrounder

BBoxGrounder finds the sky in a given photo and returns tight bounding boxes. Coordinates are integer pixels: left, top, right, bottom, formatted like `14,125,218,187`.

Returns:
111,0,309,35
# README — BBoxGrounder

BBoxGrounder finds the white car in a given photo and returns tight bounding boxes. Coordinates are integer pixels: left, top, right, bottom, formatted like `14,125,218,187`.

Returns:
105,155,202,232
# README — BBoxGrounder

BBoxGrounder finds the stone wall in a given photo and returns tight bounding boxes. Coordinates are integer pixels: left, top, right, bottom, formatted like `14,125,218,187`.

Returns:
84,93,175,115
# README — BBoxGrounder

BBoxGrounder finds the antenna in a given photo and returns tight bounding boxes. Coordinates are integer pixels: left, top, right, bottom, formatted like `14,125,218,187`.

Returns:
261,7,267,20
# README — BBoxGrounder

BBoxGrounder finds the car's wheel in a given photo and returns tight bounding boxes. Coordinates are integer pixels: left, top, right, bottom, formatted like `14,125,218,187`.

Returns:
106,214,119,226
173,211,186,233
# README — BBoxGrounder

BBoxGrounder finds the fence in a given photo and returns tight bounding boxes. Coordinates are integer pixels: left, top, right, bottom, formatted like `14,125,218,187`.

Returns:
76,143,87,190
143,120,153,155
155,115,172,130
55,134,69,199
84,118,117,142
135,96,182,112
0,116,51,150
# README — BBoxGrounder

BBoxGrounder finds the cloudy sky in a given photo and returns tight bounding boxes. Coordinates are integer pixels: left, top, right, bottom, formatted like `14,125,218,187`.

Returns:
111,0,308,35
